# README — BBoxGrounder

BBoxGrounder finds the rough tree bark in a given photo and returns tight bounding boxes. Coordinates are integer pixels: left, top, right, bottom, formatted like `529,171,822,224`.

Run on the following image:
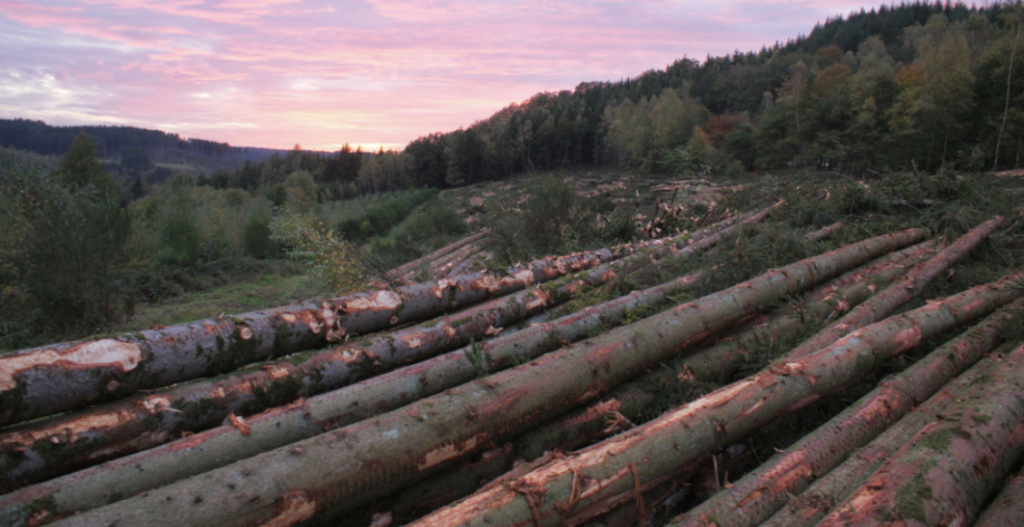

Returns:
41,228,927,527
444,250,487,279
973,464,1024,527
0,265,597,492
779,216,1003,361
0,217,690,428
355,237,928,527
804,221,843,242
390,231,490,279
672,298,1024,527
817,342,1024,527
0,272,707,526
408,272,1023,527
426,242,480,279
758,345,1018,527
514,240,939,462
0,203,773,491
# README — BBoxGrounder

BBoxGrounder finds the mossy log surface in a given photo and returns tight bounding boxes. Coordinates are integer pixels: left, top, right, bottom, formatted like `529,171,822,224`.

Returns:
780,216,1003,361
0,203,770,493
816,341,1024,527
673,298,1024,527
1,215,700,428
973,462,1024,527
43,229,925,527
759,344,1017,527
0,271,706,526
515,239,938,461
409,271,1022,527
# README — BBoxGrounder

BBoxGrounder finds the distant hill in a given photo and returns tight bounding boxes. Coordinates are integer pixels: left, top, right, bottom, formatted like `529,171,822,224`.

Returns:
0,119,294,175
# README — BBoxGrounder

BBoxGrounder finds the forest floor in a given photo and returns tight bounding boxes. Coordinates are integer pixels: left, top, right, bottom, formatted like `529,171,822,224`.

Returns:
119,273,316,332
114,166,1024,343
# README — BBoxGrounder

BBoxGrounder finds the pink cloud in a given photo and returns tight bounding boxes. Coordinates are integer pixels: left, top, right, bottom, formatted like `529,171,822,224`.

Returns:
0,0,897,150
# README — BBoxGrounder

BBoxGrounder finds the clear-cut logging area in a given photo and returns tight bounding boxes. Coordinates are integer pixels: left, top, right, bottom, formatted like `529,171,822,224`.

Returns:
34,227,925,526
8,211,1024,527
0,206,761,428
0,204,777,493
411,271,1023,527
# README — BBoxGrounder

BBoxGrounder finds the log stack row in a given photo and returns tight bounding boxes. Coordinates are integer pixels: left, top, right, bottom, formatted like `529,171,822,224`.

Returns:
2,208,1022,527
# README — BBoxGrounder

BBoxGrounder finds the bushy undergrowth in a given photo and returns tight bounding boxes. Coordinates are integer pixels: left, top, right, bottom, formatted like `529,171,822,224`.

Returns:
129,176,282,266
335,188,438,242
365,198,470,267
270,213,371,295
484,176,639,265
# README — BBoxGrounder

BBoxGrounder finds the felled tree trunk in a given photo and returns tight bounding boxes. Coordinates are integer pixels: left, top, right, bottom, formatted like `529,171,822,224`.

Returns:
45,228,926,527
973,464,1024,527
409,272,1023,527
0,203,769,492
672,298,1024,527
780,216,1003,361
0,272,707,526
444,250,487,278
816,342,1024,527
758,345,1017,527
513,239,938,462
0,271,573,492
804,221,843,241
426,242,480,279
0,225,655,428
390,231,490,279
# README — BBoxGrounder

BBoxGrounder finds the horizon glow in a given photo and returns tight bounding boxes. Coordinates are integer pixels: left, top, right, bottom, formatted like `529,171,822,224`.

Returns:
1,1,881,151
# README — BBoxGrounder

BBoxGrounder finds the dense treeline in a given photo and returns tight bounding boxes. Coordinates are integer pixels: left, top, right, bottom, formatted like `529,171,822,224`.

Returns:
0,119,292,163
205,1,1023,194
392,0,1021,185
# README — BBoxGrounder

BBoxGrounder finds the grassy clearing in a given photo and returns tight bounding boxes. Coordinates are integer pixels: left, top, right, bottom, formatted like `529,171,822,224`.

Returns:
121,272,316,331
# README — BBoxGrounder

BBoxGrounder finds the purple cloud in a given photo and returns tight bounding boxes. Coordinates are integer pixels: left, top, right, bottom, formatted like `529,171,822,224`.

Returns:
0,0,881,150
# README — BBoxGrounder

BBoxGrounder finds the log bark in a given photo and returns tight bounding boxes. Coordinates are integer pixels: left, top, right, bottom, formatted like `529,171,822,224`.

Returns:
0,224,659,428
444,250,486,279
671,298,1024,527
804,221,843,242
41,228,926,527
758,345,1016,527
780,215,1003,361
0,265,593,492
426,242,479,279
973,464,1024,527
408,272,1023,527
514,240,938,462
0,272,706,526
817,342,1024,527
389,231,490,279
0,203,764,492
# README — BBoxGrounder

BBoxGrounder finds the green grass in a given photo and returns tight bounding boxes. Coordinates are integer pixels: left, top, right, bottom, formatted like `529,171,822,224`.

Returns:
122,273,316,331
153,161,193,171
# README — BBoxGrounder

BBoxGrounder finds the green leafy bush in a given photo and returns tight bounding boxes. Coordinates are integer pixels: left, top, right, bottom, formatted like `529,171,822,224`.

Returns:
243,208,279,259
366,198,469,266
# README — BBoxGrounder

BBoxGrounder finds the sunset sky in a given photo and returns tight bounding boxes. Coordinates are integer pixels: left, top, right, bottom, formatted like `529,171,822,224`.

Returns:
1,1,878,151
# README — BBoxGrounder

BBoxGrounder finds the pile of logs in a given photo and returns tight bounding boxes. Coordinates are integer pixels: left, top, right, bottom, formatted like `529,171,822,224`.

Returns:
2,207,1022,527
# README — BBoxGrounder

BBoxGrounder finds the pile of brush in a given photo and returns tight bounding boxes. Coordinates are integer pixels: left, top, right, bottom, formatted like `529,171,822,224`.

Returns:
1,203,1022,527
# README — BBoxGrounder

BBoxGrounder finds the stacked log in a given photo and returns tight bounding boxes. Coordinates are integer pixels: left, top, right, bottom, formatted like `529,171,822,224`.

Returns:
674,299,1024,527
0,207,758,429
389,230,490,281
411,272,1023,527
0,271,706,526
11,210,1024,527
31,228,926,526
